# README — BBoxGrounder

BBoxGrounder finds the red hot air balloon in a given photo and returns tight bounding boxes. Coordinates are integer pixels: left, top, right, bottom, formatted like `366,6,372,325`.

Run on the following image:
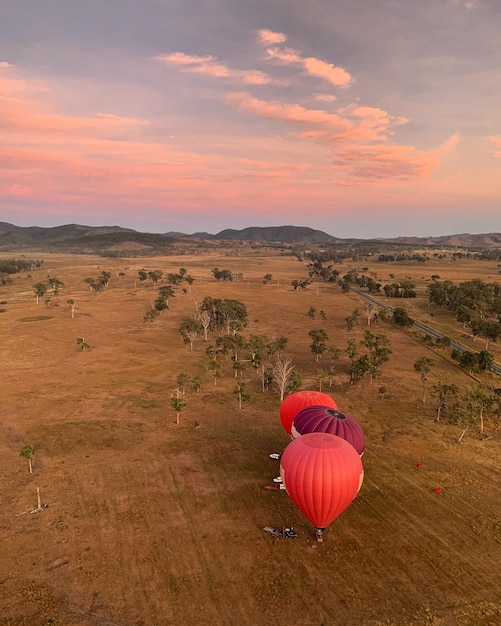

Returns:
291,405,365,456
280,433,364,542
279,391,337,436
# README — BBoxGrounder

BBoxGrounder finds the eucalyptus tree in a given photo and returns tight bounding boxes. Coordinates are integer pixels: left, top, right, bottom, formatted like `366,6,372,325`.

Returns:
179,318,202,351
158,285,175,307
32,282,48,304
170,389,186,425
20,445,36,473
233,381,250,410
143,308,160,328
308,328,329,362
345,309,360,334
47,276,64,296
430,381,459,422
199,310,211,341
413,357,434,403
363,330,392,384
148,270,163,286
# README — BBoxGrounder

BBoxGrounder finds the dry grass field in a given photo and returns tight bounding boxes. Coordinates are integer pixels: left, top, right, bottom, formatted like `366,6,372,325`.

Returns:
1,250,501,626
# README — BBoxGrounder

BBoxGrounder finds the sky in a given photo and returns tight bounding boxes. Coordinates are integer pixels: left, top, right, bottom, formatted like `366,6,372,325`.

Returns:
1,0,500,238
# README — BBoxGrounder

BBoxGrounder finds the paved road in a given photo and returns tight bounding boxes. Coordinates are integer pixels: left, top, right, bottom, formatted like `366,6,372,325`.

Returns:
349,287,501,376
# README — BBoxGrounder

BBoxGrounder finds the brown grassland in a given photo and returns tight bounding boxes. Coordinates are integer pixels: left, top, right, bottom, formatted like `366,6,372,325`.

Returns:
1,249,501,626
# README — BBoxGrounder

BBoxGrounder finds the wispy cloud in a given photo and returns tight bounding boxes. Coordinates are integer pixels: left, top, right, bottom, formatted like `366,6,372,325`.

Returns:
260,30,353,87
153,52,277,85
257,29,287,46
448,0,480,10
312,93,337,102
225,91,457,181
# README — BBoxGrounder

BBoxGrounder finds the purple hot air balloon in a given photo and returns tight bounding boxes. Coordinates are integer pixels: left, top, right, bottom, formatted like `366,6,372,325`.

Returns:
291,405,365,456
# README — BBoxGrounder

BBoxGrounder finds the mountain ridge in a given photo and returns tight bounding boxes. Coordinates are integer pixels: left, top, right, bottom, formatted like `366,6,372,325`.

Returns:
0,221,500,252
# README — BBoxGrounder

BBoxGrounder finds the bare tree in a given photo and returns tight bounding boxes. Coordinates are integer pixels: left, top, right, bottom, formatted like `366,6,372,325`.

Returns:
273,358,294,401
199,310,211,341
365,303,373,326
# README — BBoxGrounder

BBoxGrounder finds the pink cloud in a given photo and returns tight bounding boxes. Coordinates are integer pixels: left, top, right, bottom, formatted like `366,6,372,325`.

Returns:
0,59,474,223
153,52,276,85
258,29,287,46
313,93,337,102
225,91,353,132
332,144,439,180
265,46,302,64
263,36,353,87
303,57,353,87
225,91,454,181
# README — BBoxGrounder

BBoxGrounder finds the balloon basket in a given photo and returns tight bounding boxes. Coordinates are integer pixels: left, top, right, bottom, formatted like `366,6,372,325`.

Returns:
315,528,324,543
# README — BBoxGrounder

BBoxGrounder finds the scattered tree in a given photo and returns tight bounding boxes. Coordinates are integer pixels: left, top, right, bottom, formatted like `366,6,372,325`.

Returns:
47,276,64,296
76,337,91,351
309,328,329,362
143,308,160,328
233,381,250,410
291,279,311,291
363,330,392,383
148,270,163,286
273,358,295,401
430,381,458,422
212,267,233,281
32,282,48,304
179,318,202,351
287,371,302,395
20,444,36,473
345,309,360,334
316,369,329,392
392,307,413,327
414,357,434,402
176,373,190,393
170,389,186,425
199,310,211,341
192,375,202,393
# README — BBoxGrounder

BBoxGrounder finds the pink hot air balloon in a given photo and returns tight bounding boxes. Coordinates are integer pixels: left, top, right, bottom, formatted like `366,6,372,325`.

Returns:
280,433,364,541
291,405,365,456
279,391,337,436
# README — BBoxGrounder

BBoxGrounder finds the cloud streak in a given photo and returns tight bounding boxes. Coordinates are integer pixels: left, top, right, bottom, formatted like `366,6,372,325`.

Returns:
259,29,353,87
153,52,278,85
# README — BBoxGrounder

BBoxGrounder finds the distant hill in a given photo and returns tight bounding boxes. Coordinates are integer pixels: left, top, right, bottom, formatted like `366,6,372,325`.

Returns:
377,233,501,249
0,222,500,253
213,225,340,243
0,222,175,254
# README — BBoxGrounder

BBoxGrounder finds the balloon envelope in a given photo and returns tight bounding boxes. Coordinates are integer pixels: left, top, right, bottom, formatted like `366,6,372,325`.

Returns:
279,391,337,435
280,433,364,531
291,405,365,456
